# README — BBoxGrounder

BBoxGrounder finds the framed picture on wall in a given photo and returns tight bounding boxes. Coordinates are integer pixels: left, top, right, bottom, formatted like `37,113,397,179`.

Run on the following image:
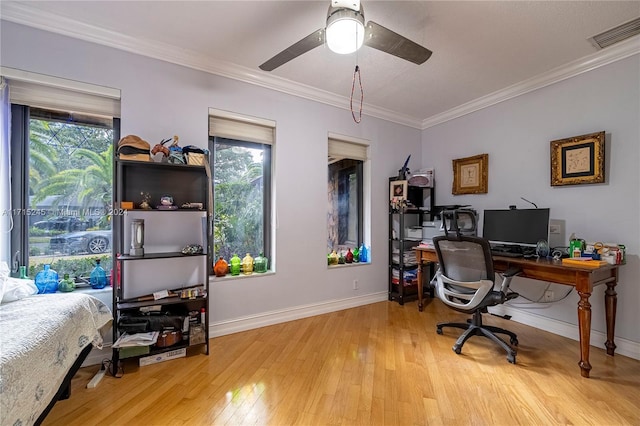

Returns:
389,179,408,201
550,131,605,186
452,154,488,195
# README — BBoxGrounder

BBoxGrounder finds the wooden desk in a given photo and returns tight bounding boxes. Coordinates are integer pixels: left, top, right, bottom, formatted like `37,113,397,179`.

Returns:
415,247,620,378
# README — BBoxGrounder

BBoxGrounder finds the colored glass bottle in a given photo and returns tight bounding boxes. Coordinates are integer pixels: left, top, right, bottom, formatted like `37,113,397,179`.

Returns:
230,254,241,276
58,273,76,292
90,259,107,289
242,253,254,275
214,256,229,277
328,250,339,265
19,265,28,279
35,264,58,294
254,252,268,273
345,248,354,263
352,246,359,263
359,245,368,263
338,252,346,264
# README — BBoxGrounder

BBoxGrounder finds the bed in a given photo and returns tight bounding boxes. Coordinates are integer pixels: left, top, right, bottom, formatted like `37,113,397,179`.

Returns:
0,292,113,425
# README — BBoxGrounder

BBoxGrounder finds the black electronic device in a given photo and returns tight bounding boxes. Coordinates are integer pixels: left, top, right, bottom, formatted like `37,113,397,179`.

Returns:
482,208,550,249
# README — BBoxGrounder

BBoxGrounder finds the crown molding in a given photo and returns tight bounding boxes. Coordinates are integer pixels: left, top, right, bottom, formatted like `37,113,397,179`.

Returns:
421,35,640,129
0,2,423,129
3,2,638,131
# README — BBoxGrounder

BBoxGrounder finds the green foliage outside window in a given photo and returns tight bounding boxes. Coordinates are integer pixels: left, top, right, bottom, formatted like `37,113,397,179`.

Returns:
213,139,266,261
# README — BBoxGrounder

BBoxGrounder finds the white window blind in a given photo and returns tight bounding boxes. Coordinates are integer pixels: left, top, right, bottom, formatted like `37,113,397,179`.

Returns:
328,137,368,162
209,109,274,145
1,67,121,118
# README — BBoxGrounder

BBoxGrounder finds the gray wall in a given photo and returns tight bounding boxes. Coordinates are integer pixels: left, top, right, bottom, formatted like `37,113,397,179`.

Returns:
1,21,421,323
421,54,640,345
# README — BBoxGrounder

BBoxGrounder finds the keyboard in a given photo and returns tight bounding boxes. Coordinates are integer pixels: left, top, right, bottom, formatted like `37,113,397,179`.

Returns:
490,249,524,258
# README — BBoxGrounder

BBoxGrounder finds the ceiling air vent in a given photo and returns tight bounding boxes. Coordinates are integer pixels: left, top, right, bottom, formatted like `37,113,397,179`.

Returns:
589,17,640,49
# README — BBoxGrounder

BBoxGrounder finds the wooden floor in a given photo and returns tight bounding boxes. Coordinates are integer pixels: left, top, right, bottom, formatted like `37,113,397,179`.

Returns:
44,299,639,425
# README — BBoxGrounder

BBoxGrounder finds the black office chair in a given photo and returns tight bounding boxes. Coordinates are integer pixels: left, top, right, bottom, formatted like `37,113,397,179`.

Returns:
432,233,521,363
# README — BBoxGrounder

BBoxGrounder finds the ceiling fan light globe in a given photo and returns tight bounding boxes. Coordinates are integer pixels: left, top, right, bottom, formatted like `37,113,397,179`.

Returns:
326,13,365,54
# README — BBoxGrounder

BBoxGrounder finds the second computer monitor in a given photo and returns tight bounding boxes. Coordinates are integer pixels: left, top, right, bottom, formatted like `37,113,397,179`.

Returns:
482,208,550,248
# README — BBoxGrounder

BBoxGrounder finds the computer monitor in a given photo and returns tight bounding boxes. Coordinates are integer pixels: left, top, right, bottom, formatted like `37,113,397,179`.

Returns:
482,208,550,248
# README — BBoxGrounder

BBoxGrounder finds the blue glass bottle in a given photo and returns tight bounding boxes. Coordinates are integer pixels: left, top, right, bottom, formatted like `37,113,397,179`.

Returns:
90,259,107,289
35,264,59,294
359,245,368,263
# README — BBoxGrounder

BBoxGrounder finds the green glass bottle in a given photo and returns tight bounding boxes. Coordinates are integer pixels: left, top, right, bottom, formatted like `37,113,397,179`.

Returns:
352,246,360,263
254,253,268,273
58,274,76,292
230,254,241,276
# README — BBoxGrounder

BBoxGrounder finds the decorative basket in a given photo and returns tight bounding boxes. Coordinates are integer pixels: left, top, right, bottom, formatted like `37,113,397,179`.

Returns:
186,152,205,166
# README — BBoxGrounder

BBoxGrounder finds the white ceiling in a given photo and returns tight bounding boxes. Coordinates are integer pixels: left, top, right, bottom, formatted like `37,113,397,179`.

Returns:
2,1,639,128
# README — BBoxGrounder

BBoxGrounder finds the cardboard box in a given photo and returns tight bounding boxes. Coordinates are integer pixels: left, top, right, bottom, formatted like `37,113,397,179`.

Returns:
139,348,186,366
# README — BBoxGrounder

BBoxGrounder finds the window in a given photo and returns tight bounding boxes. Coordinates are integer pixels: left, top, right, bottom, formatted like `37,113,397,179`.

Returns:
208,109,273,270
3,68,120,281
327,135,368,258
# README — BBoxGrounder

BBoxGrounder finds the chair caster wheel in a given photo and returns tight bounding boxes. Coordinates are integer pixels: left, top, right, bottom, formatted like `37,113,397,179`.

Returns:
511,338,519,346
507,354,516,364
436,328,443,335
453,346,461,354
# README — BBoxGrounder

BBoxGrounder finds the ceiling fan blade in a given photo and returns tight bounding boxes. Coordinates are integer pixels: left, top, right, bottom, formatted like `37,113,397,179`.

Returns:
363,21,432,65
259,28,326,71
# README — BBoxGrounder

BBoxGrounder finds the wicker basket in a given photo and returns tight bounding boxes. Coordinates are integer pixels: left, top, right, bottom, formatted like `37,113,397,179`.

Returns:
186,152,205,166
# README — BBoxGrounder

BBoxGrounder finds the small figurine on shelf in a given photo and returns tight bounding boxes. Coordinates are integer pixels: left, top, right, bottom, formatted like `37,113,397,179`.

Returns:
151,138,171,162
167,135,186,164
139,192,152,210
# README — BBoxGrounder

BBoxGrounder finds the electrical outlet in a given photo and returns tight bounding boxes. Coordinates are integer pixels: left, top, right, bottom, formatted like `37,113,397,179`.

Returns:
353,279,358,290
544,290,554,302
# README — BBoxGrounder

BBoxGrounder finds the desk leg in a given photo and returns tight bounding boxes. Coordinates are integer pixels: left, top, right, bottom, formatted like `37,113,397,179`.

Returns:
605,281,617,356
417,259,424,312
577,289,592,378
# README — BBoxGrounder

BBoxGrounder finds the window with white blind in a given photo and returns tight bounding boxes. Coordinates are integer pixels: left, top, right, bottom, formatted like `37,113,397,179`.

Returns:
327,134,368,261
2,67,120,280
208,108,273,271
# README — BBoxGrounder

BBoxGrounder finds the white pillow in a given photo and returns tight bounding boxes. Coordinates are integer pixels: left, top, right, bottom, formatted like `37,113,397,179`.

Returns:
0,261,9,303
0,261,38,303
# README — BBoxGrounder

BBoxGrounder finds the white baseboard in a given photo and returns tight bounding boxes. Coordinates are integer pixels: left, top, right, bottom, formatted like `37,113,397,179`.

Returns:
492,305,640,361
209,292,389,338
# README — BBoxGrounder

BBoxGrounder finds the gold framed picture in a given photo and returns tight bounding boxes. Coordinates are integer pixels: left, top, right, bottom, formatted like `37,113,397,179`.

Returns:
550,131,605,186
452,154,488,195
389,179,408,201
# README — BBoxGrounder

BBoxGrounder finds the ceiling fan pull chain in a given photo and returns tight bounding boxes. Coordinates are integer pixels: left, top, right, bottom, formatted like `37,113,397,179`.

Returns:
350,65,363,123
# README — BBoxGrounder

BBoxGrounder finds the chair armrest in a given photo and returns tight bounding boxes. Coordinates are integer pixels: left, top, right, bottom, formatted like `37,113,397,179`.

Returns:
502,267,521,278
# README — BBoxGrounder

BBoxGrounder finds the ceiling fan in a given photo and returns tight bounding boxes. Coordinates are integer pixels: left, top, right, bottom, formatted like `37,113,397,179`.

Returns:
259,0,433,72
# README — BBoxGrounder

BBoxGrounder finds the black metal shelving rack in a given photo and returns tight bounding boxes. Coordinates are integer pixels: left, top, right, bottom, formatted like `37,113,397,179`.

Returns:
388,178,435,305
111,159,211,371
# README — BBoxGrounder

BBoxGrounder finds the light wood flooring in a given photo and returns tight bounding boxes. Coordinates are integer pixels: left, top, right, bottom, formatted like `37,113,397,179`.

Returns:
44,299,639,425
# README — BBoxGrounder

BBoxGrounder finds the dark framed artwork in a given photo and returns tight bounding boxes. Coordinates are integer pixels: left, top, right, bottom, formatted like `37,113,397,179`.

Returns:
452,154,488,195
550,131,605,186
